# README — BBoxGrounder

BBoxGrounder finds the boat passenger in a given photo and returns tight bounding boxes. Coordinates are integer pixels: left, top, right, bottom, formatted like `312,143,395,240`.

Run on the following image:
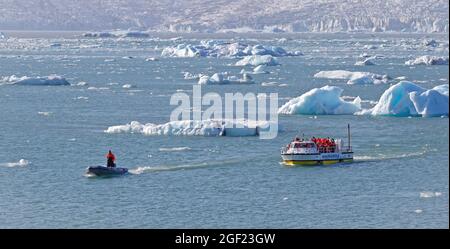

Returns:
106,150,116,168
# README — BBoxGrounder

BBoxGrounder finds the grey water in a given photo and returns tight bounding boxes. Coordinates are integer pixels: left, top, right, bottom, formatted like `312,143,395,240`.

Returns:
0,32,448,228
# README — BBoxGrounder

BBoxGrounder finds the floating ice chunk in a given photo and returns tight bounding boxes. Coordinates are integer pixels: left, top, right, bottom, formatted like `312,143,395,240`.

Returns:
420,191,442,198
38,111,52,116
405,55,449,65
278,85,361,115
314,70,389,85
235,55,280,66
198,73,254,85
159,147,192,152
145,57,158,61
253,65,269,74
0,75,70,86
0,159,29,167
105,119,275,137
122,84,136,89
161,41,300,58
355,58,375,66
72,81,88,87
361,81,449,117
0,32,7,39
363,44,377,49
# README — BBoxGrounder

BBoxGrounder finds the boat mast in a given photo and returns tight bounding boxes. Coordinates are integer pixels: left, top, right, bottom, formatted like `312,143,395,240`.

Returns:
347,123,351,151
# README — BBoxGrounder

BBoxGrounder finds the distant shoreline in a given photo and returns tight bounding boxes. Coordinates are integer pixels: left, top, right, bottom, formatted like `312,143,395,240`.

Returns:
1,30,449,39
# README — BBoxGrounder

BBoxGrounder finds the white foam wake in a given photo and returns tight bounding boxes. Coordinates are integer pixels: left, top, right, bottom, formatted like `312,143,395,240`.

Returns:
0,159,30,167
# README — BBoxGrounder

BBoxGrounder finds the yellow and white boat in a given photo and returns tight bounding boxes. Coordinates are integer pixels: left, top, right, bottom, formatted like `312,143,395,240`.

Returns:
281,125,354,166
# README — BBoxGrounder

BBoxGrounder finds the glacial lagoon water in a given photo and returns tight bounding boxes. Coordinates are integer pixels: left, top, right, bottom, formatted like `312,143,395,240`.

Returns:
0,32,448,228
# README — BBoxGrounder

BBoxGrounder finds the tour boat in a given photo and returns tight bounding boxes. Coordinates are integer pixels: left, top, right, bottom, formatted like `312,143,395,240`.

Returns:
281,124,354,166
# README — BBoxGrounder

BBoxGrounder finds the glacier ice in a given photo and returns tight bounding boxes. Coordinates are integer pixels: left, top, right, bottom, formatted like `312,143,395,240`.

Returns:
0,75,70,86
83,30,150,38
278,85,362,115
405,55,449,66
161,41,300,58
314,70,390,85
235,55,280,67
105,119,275,137
361,81,449,117
198,73,254,85
355,58,376,66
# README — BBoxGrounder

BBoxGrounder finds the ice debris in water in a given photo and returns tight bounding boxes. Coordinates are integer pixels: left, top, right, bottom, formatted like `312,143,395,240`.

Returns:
278,85,361,115
314,70,390,85
198,73,254,85
405,55,449,66
105,119,276,137
0,159,29,167
419,192,442,198
0,75,70,86
235,55,280,66
161,40,301,58
358,82,449,117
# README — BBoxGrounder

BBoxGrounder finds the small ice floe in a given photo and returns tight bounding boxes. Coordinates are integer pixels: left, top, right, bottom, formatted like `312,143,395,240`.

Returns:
355,58,375,66
105,119,276,137
183,72,204,80
38,111,52,116
0,75,70,86
261,82,287,87
198,73,255,85
414,209,423,214
87,86,109,91
363,44,377,50
314,70,390,85
122,84,136,89
395,76,407,80
405,56,449,66
68,138,77,141
420,191,442,198
241,65,270,74
74,96,89,100
145,57,158,61
158,147,192,152
235,55,280,66
0,159,29,167
278,85,361,115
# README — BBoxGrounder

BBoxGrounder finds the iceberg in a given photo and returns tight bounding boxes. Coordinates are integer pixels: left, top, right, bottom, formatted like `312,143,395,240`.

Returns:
313,70,389,85
105,119,275,137
405,55,449,65
161,40,301,58
235,55,280,66
240,65,270,74
198,73,254,85
0,75,70,86
361,81,449,117
278,85,361,115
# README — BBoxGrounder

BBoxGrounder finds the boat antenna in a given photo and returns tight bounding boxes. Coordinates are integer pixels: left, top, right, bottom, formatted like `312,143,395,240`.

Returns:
347,123,351,151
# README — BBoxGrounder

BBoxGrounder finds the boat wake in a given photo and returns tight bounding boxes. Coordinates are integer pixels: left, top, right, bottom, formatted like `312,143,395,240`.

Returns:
129,159,244,175
354,147,437,162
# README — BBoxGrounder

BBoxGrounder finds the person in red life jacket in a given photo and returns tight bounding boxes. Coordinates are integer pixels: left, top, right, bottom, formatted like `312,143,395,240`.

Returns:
106,150,116,167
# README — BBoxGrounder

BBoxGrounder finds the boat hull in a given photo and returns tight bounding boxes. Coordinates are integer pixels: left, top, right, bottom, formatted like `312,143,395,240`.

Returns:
281,152,353,166
87,166,128,176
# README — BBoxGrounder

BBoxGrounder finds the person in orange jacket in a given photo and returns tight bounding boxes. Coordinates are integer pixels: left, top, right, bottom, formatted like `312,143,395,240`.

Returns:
106,150,116,167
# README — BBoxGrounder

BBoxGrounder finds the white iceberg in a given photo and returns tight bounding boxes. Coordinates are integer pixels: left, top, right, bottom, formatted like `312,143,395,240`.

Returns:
198,73,254,85
0,75,70,86
361,81,449,117
405,55,449,66
105,119,274,137
240,65,270,74
314,70,389,85
161,40,300,58
278,85,361,115
183,72,204,80
235,55,280,67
